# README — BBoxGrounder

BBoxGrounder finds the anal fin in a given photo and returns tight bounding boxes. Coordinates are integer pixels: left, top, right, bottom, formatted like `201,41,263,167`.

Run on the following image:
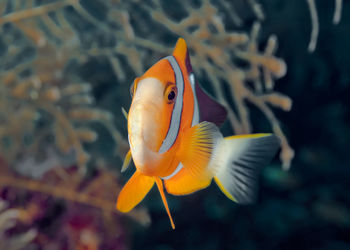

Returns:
164,166,211,196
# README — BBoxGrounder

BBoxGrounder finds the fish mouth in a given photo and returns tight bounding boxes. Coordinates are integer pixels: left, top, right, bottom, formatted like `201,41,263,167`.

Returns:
128,101,161,149
128,100,162,171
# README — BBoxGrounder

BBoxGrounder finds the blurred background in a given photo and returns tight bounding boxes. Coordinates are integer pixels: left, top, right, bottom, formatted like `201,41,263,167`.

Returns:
0,0,349,249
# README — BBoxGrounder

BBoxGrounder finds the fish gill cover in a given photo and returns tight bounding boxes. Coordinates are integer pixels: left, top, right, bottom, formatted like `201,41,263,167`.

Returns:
0,0,348,249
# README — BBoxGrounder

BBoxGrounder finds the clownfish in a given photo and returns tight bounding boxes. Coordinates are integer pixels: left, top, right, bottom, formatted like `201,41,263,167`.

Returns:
116,38,280,229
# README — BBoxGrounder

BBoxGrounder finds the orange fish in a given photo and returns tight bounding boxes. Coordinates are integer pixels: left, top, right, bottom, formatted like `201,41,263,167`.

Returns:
116,38,280,229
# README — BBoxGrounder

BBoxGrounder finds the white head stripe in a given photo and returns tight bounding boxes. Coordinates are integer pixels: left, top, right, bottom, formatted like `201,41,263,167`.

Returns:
161,73,201,181
158,56,184,153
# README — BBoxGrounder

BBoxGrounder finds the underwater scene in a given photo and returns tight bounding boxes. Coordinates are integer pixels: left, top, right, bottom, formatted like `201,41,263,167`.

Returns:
0,0,349,249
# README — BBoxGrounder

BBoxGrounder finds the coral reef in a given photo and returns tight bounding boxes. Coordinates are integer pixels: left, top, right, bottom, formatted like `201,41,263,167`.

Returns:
1,0,345,249
0,159,149,249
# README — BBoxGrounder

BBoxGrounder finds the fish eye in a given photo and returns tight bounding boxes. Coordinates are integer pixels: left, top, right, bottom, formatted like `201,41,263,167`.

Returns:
164,83,177,104
168,90,175,101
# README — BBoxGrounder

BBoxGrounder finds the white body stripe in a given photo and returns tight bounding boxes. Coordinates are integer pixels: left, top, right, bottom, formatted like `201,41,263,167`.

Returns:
158,56,184,154
189,73,200,126
162,163,183,180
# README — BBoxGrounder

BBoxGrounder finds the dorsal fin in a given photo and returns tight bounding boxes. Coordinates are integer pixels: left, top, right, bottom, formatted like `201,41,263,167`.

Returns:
196,83,227,127
173,38,193,74
173,38,227,126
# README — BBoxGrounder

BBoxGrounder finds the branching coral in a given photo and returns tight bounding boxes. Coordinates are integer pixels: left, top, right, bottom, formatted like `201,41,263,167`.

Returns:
0,159,149,248
0,1,127,175
307,0,343,52
0,1,346,248
0,161,150,226
0,199,37,250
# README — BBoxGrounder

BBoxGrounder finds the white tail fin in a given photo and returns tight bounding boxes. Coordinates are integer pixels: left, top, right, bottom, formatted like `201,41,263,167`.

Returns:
214,134,280,204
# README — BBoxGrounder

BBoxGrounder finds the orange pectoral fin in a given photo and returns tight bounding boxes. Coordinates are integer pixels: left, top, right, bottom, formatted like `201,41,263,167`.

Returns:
116,171,155,213
177,121,221,180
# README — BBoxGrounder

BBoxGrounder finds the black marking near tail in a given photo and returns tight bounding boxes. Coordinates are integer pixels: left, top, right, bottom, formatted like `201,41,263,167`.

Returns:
195,83,227,127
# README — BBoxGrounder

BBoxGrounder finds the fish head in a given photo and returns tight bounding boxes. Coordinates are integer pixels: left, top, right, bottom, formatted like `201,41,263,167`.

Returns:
128,58,177,174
